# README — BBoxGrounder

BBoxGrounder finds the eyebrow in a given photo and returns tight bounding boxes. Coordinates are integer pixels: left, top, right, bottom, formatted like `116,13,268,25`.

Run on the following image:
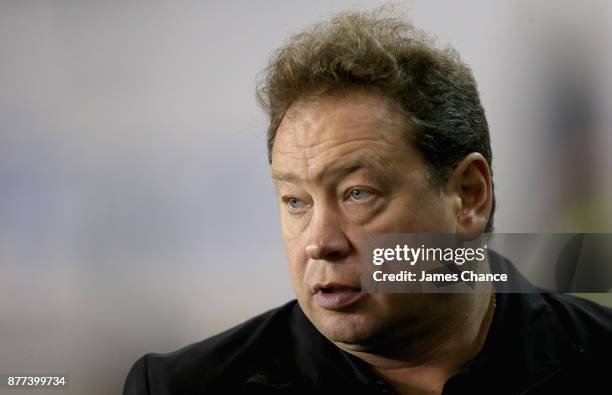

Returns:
271,155,390,185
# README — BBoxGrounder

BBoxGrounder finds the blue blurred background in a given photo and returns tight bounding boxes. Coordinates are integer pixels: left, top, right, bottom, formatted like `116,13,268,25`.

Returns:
1,1,611,394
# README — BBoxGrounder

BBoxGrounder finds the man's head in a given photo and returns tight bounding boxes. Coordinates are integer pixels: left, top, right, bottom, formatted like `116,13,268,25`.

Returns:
258,9,494,349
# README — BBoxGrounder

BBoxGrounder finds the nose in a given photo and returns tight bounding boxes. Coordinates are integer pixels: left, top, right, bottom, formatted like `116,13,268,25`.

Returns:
304,204,351,261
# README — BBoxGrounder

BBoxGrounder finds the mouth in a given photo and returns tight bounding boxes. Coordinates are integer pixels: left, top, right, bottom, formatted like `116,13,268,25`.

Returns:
311,283,363,310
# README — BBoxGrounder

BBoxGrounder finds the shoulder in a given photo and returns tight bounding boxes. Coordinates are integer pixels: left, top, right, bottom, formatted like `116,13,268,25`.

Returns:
541,293,612,351
123,300,300,395
533,293,612,391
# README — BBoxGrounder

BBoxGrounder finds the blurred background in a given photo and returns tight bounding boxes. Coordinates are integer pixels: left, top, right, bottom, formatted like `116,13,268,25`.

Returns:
1,1,611,394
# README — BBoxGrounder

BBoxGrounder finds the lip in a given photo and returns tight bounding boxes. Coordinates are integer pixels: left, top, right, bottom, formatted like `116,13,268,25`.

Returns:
311,282,363,310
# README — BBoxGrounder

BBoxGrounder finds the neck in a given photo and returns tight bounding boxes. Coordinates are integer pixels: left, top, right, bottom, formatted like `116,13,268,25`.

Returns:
336,292,496,395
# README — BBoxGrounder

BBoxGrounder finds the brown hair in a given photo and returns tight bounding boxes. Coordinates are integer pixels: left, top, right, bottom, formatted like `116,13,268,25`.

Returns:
257,8,495,232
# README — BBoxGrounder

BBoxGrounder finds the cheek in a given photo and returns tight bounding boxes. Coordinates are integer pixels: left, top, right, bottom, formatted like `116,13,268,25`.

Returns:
420,193,457,231
280,210,309,242
280,210,302,251
282,226,308,292
379,188,453,232
363,195,423,232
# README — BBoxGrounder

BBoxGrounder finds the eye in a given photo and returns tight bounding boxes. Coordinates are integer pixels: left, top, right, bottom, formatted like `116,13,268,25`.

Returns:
287,197,303,209
349,188,367,201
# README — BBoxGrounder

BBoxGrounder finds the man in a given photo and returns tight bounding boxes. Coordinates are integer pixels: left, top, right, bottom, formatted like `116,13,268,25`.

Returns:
124,9,612,394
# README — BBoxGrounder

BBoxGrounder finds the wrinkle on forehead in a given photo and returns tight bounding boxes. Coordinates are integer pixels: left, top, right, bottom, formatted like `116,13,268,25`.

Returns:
271,147,395,186
279,92,406,146
271,91,413,182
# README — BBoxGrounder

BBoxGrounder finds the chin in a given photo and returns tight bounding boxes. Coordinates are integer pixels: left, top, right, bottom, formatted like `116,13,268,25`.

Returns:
310,308,383,345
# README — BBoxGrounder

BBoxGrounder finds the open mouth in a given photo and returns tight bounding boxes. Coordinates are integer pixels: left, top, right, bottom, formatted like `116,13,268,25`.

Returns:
312,284,363,310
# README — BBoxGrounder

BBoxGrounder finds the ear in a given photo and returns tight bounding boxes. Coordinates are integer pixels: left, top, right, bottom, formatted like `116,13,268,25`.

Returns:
444,153,493,234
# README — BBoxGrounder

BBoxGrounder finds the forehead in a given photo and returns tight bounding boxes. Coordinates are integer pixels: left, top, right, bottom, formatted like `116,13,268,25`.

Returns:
271,90,413,177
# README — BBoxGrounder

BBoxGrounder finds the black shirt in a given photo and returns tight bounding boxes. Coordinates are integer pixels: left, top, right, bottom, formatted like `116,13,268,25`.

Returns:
124,254,612,394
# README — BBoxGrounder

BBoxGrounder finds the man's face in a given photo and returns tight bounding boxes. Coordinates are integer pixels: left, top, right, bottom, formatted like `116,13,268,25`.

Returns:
271,90,459,346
